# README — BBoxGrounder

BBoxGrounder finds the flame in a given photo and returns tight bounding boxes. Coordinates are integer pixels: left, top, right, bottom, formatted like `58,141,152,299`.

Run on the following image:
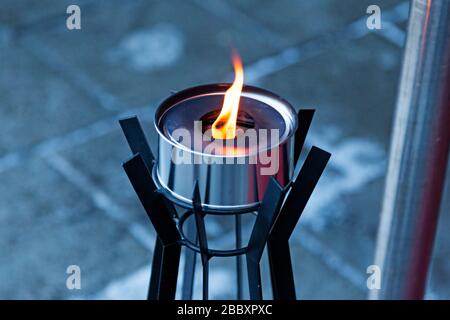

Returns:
212,51,244,139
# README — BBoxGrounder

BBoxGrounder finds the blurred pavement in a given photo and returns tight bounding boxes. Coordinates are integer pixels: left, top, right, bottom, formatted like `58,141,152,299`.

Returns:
0,0,449,299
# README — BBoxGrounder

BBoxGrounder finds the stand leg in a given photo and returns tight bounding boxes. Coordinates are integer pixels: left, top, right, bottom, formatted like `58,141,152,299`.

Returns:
123,154,181,300
268,146,330,300
192,181,209,300
202,262,209,300
246,178,285,300
119,116,154,166
181,217,197,300
267,239,295,300
147,237,163,300
246,258,263,300
294,110,315,164
235,214,243,300
158,243,182,300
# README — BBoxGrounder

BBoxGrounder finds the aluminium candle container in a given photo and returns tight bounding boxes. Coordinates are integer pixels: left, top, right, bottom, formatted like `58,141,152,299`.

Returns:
153,83,297,212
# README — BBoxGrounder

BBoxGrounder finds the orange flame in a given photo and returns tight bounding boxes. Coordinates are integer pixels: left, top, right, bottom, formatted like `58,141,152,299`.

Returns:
212,51,244,140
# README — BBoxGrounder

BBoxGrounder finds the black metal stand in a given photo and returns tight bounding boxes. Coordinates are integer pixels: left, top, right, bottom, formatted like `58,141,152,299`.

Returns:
119,110,330,300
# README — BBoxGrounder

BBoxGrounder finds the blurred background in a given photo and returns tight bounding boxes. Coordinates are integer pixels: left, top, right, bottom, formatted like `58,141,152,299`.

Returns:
0,0,449,299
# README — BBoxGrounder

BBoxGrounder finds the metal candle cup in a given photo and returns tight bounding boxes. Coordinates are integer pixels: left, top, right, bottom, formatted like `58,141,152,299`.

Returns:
154,83,297,212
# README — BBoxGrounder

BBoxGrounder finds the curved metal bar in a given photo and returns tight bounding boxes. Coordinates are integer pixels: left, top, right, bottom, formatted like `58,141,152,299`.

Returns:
177,208,250,256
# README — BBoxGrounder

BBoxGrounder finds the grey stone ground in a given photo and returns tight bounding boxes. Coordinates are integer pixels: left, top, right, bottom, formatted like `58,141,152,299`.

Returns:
0,0,448,299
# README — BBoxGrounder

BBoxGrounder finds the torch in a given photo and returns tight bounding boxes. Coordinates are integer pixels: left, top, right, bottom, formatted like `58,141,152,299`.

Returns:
120,51,331,300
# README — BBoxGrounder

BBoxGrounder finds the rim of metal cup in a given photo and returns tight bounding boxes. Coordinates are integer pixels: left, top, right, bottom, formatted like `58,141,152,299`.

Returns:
153,83,298,159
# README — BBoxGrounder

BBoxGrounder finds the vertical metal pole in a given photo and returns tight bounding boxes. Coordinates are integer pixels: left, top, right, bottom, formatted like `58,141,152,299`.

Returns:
371,0,450,300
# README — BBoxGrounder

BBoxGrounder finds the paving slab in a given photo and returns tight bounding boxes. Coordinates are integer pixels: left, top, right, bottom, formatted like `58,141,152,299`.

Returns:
290,241,364,299
57,127,152,226
227,0,403,44
26,0,282,108
0,159,150,299
0,43,112,155
259,34,402,142
0,0,93,27
0,0,448,300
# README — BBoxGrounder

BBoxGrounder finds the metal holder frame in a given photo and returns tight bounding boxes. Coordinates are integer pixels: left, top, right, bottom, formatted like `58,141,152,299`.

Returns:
119,110,330,300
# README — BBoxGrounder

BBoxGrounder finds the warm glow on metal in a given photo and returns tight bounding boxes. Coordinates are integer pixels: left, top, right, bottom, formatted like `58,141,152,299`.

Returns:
212,51,244,140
